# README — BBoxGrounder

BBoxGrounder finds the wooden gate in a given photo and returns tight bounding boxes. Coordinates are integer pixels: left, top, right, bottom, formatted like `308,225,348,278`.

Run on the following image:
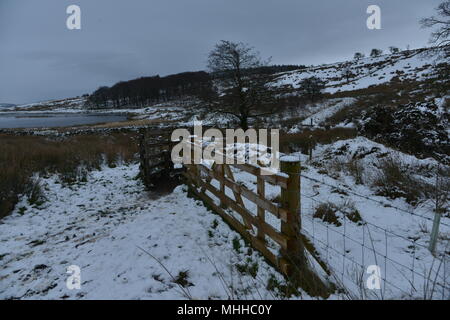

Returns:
139,131,331,296
183,153,303,277
139,128,180,189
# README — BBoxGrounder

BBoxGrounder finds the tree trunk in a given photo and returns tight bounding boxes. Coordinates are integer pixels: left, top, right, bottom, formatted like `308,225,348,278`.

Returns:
240,116,249,131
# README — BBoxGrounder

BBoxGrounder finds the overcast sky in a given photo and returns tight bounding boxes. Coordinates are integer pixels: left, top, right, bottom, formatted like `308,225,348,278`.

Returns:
0,0,441,104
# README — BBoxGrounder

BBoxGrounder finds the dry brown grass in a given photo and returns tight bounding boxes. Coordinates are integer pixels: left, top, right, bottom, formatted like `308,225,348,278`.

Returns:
280,128,357,154
0,132,139,219
372,156,428,206
87,118,171,129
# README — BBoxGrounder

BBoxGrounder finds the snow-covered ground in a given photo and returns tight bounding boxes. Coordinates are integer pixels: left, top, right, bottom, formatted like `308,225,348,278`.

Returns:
288,98,356,133
0,164,294,300
0,137,448,299
197,137,450,299
296,138,450,299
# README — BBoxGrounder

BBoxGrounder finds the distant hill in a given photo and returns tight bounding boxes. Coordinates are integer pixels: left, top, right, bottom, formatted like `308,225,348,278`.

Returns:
14,47,448,113
271,47,447,93
86,65,307,109
0,103,16,108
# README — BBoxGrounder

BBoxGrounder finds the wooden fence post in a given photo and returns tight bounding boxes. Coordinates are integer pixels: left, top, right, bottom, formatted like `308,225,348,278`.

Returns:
257,176,266,242
280,156,331,297
188,135,198,188
219,164,226,208
280,156,305,273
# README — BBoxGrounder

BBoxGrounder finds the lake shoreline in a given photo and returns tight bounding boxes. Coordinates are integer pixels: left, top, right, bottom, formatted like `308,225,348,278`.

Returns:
0,112,131,130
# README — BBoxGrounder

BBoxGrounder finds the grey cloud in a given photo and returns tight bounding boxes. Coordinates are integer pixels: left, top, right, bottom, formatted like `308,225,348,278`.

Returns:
0,0,441,104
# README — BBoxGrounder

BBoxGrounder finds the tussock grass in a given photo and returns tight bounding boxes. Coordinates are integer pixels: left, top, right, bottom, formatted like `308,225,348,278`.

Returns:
0,132,139,219
313,201,363,227
372,156,426,205
280,128,357,154
313,203,342,227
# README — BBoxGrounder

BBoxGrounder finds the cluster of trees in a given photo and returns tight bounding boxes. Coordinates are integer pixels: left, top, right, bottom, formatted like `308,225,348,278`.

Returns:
297,77,326,102
87,71,213,109
87,65,306,111
353,46,403,60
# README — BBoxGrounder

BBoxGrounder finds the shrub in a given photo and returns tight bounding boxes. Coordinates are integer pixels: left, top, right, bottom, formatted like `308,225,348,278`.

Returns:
372,157,424,205
314,201,364,226
313,203,341,226
280,128,357,154
360,102,450,163
173,270,194,288
346,158,365,185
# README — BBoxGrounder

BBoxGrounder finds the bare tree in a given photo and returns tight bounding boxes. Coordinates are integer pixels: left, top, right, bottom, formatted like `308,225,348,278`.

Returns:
354,52,365,60
298,77,326,103
370,48,383,57
389,46,400,54
341,63,355,83
421,0,450,54
205,40,277,130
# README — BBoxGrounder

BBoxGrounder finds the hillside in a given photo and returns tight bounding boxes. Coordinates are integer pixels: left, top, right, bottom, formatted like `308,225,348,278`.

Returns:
273,48,443,93
0,103,16,108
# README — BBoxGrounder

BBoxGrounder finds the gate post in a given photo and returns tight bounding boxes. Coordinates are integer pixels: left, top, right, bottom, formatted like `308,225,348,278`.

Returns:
280,156,331,297
280,156,305,274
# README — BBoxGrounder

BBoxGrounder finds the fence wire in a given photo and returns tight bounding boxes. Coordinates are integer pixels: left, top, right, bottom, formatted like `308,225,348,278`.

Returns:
300,173,450,228
300,188,450,300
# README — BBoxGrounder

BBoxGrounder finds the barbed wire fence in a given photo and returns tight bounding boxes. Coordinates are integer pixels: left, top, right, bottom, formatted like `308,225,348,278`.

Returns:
299,173,450,300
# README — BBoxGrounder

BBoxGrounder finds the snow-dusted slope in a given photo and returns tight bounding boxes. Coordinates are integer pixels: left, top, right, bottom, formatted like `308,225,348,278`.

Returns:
7,97,87,112
273,49,444,93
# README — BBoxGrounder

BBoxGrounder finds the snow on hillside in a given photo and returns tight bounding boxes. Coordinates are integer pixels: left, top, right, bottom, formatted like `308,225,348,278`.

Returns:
8,97,87,112
287,98,356,133
273,49,443,93
224,138,449,299
0,103,16,108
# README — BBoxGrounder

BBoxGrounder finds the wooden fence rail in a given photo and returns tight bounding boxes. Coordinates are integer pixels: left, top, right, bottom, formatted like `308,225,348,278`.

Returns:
182,142,304,277
139,128,178,188
139,130,331,296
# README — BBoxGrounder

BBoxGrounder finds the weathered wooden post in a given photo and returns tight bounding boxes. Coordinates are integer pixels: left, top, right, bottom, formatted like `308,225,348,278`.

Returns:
256,175,266,242
429,212,441,256
280,155,305,274
218,164,226,208
308,135,313,162
186,135,198,190
279,155,331,297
